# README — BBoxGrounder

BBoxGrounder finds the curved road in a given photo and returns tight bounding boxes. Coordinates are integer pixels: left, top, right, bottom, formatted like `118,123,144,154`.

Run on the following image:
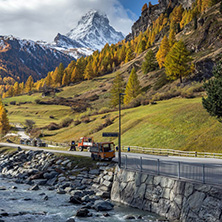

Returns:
1,142,222,165
1,142,222,185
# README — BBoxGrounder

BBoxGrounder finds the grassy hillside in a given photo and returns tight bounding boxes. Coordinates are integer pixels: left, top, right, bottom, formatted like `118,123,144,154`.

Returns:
4,94,222,153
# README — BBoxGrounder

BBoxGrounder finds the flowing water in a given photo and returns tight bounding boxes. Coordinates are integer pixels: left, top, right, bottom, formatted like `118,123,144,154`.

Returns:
0,176,160,222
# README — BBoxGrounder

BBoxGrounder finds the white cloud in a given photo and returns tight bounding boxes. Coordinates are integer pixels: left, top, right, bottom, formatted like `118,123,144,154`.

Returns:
0,0,134,42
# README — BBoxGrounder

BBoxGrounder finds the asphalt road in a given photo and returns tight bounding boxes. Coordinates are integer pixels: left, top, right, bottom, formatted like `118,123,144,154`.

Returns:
1,142,222,165
1,142,222,185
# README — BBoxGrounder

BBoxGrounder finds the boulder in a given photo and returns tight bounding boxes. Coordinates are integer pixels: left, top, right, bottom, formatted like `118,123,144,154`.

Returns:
76,208,90,217
93,200,114,211
69,196,82,204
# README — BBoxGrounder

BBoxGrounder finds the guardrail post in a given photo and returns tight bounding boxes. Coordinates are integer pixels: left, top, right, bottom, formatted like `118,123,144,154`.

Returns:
195,152,197,157
157,159,160,175
125,155,127,169
140,157,142,172
178,162,181,179
202,164,205,184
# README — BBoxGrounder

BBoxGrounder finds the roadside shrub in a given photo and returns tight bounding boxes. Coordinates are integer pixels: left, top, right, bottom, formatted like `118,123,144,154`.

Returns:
60,118,73,128
25,119,35,133
35,99,41,104
47,123,60,130
10,101,16,105
30,128,42,138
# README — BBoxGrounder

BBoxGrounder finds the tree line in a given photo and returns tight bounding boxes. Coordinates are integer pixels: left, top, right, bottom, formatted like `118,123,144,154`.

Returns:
1,0,220,98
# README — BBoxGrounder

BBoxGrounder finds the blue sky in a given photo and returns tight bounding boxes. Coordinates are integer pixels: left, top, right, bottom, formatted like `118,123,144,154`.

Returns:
0,0,159,42
119,0,159,18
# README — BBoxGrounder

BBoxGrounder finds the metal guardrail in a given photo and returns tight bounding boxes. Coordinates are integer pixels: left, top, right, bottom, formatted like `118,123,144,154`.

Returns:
121,155,222,186
122,145,222,159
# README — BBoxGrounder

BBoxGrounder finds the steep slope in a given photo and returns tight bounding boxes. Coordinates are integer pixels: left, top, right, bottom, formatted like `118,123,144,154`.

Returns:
52,10,124,58
0,36,73,82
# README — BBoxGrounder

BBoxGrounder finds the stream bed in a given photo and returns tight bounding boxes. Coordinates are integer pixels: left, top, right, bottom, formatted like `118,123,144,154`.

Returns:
0,175,160,222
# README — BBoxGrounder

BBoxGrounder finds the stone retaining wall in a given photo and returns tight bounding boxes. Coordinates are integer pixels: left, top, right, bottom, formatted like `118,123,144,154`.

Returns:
111,167,222,222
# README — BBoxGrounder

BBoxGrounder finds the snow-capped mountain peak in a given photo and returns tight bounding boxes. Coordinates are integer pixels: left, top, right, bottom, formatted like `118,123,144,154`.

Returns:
52,10,124,58
66,9,124,50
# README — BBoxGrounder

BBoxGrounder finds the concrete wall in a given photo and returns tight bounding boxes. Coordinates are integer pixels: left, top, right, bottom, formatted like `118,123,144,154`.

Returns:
111,167,222,222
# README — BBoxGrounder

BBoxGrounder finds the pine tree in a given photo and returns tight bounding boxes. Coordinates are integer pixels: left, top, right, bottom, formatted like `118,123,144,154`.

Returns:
62,71,69,86
169,28,176,47
19,82,24,94
0,101,10,136
142,50,157,74
110,72,125,107
45,72,53,86
6,86,14,97
13,82,20,96
202,60,222,121
125,47,134,63
156,35,170,68
25,76,34,93
124,67,141,105
57,63,64,86
164,41,192,83
84,62,94,80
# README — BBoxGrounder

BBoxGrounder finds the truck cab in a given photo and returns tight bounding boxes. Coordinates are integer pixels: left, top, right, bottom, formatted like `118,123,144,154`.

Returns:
90,142,115,161
78,137,94,151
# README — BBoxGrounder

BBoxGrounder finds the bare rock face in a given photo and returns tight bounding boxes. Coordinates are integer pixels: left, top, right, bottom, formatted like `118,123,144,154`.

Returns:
126,0,195,41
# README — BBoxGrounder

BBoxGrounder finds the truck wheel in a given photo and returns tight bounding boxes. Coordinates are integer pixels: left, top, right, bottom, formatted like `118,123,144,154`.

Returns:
91,153,95,160
79,146,83,152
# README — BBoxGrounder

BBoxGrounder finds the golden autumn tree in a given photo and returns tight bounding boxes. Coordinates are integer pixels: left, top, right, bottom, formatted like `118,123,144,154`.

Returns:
124,67,141,105
84,61,94,80
13,82,20,96
156,35,170,68
0,101,10,136
169,27,176,47
25,76,34,93
165,40,193,83
62,71,70,86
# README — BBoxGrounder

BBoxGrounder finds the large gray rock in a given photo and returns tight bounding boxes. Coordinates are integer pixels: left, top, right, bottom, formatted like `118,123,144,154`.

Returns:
76,208,90,217
93,200,114,211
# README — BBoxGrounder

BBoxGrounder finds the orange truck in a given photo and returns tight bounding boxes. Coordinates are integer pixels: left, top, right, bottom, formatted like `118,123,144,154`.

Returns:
78,137,94,151
90,142,115,161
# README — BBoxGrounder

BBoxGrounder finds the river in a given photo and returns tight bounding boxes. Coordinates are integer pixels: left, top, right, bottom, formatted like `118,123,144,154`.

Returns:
0,176,160,222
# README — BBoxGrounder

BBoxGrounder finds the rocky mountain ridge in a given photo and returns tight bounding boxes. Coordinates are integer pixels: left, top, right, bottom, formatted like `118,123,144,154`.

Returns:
126,0,196,41
0,35,73,82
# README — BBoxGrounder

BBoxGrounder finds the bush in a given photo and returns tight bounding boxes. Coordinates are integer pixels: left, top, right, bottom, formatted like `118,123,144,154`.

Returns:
25,119,35,133
29,128,42,138
47,123,60,130
60,118,73,128
10,101,16,105
35,99,41,104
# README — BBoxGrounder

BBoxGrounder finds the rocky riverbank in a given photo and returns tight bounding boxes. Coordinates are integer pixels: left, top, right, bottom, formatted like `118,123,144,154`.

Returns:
0,149,161,222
